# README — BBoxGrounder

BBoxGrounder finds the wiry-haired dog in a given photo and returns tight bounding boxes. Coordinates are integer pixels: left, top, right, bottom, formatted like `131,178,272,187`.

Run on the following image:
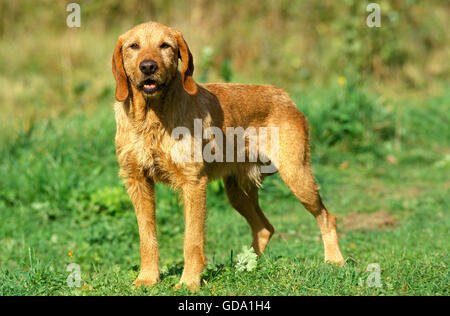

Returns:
112,21,344,290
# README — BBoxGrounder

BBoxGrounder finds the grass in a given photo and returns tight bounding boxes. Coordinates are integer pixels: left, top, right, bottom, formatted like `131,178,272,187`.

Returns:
0,85,448,296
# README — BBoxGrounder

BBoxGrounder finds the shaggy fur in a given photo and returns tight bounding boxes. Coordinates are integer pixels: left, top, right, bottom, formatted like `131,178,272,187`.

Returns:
112,21,344,291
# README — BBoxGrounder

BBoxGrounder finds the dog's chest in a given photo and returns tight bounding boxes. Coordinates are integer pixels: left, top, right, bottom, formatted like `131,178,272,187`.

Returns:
131,123,178,181
115,104,188,184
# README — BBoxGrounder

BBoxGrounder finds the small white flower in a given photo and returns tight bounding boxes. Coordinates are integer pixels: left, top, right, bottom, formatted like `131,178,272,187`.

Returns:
235,246,258,272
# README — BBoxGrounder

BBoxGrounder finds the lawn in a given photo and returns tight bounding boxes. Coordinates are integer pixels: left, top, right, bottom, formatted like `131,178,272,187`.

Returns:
0,86,448,296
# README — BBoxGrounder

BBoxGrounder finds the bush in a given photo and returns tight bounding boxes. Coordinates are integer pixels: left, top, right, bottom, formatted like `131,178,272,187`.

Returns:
90,186,131,216
297,78,395,154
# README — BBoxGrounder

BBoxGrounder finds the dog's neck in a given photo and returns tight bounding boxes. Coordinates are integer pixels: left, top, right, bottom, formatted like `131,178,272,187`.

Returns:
126,71,191,130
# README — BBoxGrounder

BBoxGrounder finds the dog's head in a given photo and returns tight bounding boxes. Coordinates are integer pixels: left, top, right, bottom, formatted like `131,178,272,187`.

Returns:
112,21,198,102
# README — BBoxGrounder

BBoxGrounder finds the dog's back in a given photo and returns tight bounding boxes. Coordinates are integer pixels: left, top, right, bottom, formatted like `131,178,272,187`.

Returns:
203,83,299,128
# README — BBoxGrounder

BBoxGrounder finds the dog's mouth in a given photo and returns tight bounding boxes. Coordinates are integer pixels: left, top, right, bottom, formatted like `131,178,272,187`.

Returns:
140,79,161,94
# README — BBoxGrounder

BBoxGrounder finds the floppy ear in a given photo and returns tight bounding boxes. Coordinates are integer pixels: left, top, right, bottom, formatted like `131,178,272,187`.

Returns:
112,37,129,102
174,31,198,95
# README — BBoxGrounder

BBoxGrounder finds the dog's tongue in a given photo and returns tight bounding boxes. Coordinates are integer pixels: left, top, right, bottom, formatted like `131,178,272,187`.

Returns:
144,83,157,90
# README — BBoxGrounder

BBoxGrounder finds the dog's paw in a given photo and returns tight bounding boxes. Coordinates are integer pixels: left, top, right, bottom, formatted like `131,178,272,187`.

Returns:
133,276,159,288
174,280,200,292
325,256,345,267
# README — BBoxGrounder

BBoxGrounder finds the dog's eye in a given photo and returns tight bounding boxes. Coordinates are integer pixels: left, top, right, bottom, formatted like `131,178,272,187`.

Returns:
130,43,140,50
160,43,171,49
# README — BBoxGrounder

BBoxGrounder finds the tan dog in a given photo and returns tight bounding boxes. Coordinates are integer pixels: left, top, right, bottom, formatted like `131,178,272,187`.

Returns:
112,21,344,290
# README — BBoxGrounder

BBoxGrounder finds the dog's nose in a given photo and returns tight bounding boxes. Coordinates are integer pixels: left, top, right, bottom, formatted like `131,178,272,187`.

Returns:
139,60,158,75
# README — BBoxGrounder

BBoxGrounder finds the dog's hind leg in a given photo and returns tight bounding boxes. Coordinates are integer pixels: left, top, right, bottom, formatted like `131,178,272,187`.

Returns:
224,176,274,255
275,114,345,266
279,163,344,266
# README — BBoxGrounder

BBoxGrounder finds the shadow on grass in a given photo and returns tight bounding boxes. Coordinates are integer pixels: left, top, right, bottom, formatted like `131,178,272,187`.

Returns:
159,261,235,284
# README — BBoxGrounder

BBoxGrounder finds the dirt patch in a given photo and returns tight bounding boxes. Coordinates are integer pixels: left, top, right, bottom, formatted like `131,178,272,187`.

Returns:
340,210,398,231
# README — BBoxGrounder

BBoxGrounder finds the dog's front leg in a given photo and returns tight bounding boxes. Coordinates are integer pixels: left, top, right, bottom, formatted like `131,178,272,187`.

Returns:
126,177,160,287
176,177,208,291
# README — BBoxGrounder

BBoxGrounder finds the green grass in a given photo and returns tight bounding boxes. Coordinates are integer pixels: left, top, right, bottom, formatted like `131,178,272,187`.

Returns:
0,86,448,296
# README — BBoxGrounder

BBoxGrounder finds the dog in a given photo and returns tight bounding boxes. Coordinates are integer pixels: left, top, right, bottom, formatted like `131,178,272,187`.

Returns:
112,21,344,290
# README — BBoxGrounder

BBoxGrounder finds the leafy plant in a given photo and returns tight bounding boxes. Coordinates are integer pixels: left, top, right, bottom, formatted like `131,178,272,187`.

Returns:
298,80,395,155
90,186,131,216
235,246,258,272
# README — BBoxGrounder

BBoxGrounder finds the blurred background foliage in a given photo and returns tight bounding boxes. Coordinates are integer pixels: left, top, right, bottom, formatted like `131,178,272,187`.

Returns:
1,1,448,84
0,1,448,127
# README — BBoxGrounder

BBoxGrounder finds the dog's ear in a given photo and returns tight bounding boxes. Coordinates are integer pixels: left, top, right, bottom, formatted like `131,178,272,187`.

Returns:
174,31,198,95
112,37,129,102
